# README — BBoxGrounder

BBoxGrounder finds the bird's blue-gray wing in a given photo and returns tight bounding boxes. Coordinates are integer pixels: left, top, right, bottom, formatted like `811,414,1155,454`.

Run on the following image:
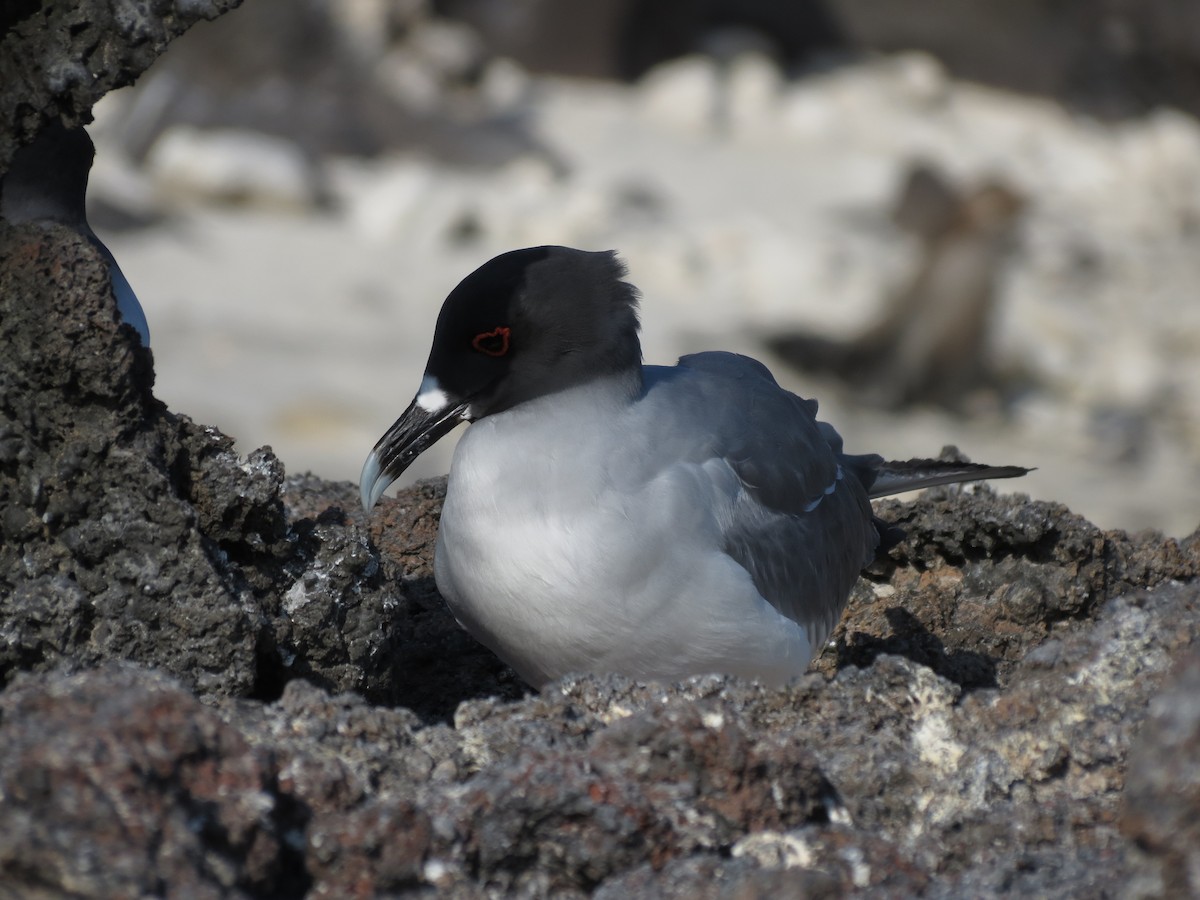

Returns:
653,352,880,648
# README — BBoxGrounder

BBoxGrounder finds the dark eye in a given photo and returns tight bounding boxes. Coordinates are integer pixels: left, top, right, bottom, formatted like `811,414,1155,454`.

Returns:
471,326,511,357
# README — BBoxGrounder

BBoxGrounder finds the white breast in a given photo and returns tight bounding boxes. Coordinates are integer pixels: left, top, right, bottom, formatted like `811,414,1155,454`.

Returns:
433,383,815,687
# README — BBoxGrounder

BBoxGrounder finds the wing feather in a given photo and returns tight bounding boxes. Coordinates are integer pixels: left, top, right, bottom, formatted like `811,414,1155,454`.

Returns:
642,352,879,647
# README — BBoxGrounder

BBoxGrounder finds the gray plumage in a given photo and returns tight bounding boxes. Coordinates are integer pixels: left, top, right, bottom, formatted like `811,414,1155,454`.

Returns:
361,246,1028,686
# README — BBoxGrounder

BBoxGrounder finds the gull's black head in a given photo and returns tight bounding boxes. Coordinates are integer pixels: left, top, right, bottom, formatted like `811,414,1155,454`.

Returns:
428,245,641,417
361,246,642,510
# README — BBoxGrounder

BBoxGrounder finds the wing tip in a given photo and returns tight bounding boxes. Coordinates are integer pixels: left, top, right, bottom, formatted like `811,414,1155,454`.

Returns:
867,457,1032,499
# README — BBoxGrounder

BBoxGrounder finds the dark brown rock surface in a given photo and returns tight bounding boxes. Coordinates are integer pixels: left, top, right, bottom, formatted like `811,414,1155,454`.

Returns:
0,0,243,169
3,188,1199,900
0,221,262,697
2,3,1199,896
1122,646,1200,897
2,217,1198,895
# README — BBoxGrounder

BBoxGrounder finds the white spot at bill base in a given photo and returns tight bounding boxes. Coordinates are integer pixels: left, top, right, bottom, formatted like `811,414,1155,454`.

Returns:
416,374,449,413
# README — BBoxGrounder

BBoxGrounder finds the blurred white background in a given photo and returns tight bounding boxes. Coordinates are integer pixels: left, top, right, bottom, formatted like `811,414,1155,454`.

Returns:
89,0,1200,535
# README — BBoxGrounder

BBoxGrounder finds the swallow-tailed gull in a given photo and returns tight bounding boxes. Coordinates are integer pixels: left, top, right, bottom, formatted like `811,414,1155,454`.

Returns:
361,246,1027,686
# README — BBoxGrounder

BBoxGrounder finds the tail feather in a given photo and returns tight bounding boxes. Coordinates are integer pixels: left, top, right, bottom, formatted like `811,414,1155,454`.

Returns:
867,458,1030,499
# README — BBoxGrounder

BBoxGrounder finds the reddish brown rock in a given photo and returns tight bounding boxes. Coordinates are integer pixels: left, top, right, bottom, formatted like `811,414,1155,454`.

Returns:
1122,647,1200,897
0,665,294,898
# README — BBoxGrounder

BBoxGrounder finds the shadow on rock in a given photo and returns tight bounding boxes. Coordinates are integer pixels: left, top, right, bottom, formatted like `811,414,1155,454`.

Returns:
0,220,524,718
834,605,999,690
810,480,1199,691
281,474,532,721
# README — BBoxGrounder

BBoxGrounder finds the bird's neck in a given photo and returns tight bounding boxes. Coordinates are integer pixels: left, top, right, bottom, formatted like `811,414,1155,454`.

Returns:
0,182,86,229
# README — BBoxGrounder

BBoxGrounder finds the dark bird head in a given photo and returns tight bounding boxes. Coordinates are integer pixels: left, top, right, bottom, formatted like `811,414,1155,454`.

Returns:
361,245,641,510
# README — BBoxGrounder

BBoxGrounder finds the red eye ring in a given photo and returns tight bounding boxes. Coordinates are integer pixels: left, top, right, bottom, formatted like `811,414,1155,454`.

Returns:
472,326,511,357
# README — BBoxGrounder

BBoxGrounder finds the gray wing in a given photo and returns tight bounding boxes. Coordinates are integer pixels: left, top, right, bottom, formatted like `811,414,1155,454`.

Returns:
652,352,880,648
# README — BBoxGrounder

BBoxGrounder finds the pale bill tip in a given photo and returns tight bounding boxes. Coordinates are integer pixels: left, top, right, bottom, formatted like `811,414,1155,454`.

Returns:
359,450,386,513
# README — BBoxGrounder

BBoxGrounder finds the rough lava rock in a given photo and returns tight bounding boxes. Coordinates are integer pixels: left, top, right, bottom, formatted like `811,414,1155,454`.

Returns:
0,663,301,898
0,0,244,168
1122,645,1200,897
0,218,512,712
3,200,1200,900
0,221,263,697
3,3,1200,896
